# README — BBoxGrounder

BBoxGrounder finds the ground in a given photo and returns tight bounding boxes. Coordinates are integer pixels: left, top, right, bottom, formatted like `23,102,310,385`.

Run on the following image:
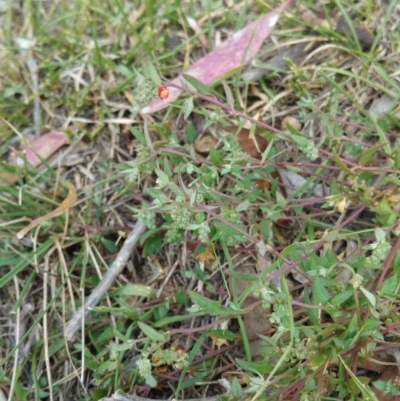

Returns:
1,0,400,400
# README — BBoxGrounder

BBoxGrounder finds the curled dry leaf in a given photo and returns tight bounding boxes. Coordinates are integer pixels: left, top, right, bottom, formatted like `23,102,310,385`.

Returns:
194,133,219,155
237,129,269,160
141,0,291,114
17,185,77,239
281,116,302,131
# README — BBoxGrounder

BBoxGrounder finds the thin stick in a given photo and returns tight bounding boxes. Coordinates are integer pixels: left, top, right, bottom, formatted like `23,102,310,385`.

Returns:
64,222,147,341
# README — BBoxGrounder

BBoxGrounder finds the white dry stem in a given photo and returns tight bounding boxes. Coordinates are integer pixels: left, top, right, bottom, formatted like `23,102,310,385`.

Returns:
64,222,147,341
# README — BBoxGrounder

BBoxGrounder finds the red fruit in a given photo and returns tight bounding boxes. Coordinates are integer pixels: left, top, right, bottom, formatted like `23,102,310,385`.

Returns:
158,86,169,99
176,348,186,356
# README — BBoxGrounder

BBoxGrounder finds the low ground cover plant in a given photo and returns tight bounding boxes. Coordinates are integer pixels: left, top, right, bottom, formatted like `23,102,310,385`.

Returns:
1,1,400,400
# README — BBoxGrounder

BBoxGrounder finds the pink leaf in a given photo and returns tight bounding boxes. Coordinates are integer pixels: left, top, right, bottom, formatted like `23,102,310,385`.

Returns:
14,130,71,167
141,0,291,114
0,127,74,184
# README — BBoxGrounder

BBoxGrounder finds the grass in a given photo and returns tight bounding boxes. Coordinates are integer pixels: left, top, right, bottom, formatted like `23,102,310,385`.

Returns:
1,0,400,400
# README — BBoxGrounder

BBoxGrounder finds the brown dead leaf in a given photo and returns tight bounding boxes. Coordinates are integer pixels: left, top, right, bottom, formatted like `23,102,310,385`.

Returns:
256,179,272,191
225,126,269,160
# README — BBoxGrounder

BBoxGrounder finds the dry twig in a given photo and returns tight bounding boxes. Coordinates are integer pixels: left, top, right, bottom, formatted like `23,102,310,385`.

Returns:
64,222,147,341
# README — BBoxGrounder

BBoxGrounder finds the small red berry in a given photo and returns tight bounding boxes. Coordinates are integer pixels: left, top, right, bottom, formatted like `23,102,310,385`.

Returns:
176,348,186,356
158,85,169,99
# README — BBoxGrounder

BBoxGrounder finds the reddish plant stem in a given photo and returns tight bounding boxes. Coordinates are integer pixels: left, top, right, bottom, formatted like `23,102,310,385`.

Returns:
375,235,400,291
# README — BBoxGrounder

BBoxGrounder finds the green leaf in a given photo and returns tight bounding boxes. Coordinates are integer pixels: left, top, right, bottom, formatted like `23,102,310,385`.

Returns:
143,60,161,86
97,359,118,374
189,291,222,313
176,332,207,395
206,329,237,341
380,274,399,294
131,127,146,145
362,317,381,334
308,349,331,370
260,220,271,240
236,199,250,212
137,321,166,342
346,376,370,395
373,379,400,395
108,341,132,352
276,192,287,207
213,222,245,237
231,377,243,398
343,313,358,342
332,289,353,307
303,376,316,392
182,74,211,95
163,156,172,177
339,355,379,400
112,284,155,298
155,167,170,182
312,277,331,304
360,286,376,308
153,313,212,327
145,374,158,388
100,238,118,253
183,97,194,120
143,235,162,257
288,131,308,148
359,143,385,166
236,359,274,375
332,147,355,174
210,147,223,165
175,289,189,305
374,227,386,242
394,149,400,169
186,121,197,143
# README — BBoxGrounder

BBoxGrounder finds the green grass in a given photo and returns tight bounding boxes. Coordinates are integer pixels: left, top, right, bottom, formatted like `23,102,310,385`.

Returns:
1,0,400,400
